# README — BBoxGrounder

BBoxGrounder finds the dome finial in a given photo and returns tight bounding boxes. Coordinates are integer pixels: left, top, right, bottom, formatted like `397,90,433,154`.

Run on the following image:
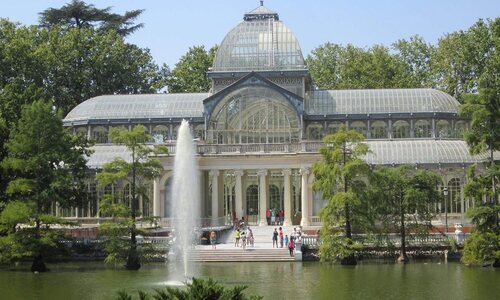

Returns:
260,1,264,6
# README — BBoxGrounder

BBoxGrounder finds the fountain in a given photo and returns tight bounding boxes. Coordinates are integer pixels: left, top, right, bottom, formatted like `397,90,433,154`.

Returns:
169,120,200,279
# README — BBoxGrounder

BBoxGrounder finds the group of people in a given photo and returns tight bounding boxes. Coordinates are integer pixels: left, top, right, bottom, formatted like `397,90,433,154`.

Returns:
234,226,254,250
272,227,301,257
266,208,284,225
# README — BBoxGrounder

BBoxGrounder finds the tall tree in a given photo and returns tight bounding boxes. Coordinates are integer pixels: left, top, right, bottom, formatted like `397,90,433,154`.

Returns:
0,100,91,272
368,165,442,263
392,35,435,88
164,45,218,93
96,125,166,270
459,18,500,266
39,0,144,36
312,125,370,265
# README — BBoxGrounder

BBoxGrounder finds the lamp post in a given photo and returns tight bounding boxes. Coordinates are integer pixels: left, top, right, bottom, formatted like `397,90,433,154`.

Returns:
443,187,448,234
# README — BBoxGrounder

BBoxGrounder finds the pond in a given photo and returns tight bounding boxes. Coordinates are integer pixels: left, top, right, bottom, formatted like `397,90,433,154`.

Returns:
1,261,498,299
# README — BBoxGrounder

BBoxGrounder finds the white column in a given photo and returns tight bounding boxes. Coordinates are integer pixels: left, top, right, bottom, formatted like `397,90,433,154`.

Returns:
258,169,268,226
300,168,310,226
153,178,161,217
234,170,244,220
210,170,220,222
283,169,293,226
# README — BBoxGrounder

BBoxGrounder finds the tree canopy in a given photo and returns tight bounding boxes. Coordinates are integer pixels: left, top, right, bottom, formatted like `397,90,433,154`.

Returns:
164,45,218,93
39,0,144,36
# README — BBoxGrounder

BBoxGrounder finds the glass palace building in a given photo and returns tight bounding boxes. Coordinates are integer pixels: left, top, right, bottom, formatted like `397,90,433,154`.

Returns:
63,4,493,227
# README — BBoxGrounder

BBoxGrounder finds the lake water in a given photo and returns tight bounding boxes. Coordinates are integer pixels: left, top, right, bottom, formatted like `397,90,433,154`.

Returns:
1,261,499,300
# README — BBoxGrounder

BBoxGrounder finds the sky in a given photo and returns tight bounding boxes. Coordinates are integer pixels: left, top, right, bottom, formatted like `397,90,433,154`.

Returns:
2,0,499,67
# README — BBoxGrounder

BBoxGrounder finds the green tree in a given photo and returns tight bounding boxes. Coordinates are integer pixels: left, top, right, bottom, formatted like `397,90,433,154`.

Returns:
164,45,218,93
312,125,370,264
39,0,144,36
459,18,499,266
368,165,442,263
433,19,494,101
0,100,91,272
392,35,435,88
96,125,166,270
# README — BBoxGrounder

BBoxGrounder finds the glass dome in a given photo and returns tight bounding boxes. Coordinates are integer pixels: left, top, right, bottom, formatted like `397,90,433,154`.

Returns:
212,4,305,72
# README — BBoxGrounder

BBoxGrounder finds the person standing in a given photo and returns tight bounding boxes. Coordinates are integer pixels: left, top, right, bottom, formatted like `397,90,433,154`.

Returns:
288,238,295,257
284,234,289,249
272,228,278,248
247,226,254,247
210,230,217,250
266,208,271,225
279,227,284,248
235,228,241,247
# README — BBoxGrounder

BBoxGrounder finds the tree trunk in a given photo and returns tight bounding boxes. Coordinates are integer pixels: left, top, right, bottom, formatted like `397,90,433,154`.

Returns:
398,193,409,264
31,254,48,273
126,149,141,271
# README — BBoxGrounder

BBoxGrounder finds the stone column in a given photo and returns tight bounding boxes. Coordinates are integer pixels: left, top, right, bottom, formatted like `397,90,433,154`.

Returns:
258,169,268,226
210,170,220,223
153,178,161,217
283,169,293,226
234,170,244,220
300,168,310,226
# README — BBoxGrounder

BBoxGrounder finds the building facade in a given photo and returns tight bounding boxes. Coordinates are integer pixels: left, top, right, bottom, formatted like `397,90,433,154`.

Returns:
63,4,495,227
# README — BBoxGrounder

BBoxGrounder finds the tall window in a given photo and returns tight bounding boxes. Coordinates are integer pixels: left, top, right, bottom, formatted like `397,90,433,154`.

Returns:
152,125,169,143
246,185,259,215
454,121,468,138
436,120,451,138
92,126,108,143
370,120,388,139
307,123,324,140
327,122,343,135
269,184,282,210
392,120,410,138
350,121,367,137
448,178,461,214
414,120,431,138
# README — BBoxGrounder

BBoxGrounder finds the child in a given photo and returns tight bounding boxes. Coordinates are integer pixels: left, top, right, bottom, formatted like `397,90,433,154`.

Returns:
235,228,241,247
288,238,295,257
284,234,289,249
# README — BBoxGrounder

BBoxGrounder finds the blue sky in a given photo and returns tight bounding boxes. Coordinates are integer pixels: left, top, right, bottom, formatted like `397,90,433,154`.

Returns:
2,0,499,67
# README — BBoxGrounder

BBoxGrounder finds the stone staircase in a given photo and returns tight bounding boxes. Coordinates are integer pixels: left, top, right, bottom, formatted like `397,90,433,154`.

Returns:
187,248,295,262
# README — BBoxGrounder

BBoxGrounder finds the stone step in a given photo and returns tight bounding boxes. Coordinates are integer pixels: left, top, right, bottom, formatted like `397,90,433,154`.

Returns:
185,248,295,262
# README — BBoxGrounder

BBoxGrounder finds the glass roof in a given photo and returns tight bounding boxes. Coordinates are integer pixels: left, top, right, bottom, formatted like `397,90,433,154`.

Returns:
64,94,209,122
212,6,305,72
363,140,495,165
305,89,459,114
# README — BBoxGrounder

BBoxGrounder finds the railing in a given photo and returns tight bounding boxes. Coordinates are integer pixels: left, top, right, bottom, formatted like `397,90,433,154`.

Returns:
310,216,322,226
156,217,230,229
158,141,325,156
301,233,470,247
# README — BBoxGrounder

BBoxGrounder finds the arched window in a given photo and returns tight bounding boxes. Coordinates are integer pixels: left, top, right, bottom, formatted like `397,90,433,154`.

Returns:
370,120,388,139
246,185,259,215
414,120,431,138
75,127,87,137
393,120,410,139
436,120,451,138
327,121,343,135
350,121,367,137
306,123,324,140
194,124,205,141
208,86,300,144
454,121,468,138
92,126,108,143
172,125,180,141
269,185,282,211
224,185,235,218
109,126,127,143
152,125,169,143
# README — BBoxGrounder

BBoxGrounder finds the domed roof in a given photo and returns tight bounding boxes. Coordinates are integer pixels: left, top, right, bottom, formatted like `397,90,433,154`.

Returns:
212,3,305,72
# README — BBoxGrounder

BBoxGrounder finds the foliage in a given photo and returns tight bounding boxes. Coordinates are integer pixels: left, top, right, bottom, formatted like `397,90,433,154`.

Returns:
114,277,263,300
0,100,89,270
306,18,499,101
96,125,167,269
313,125,370,262
39,0,144,36
368,165,442,261
459,18,499,265
163,45,218,93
